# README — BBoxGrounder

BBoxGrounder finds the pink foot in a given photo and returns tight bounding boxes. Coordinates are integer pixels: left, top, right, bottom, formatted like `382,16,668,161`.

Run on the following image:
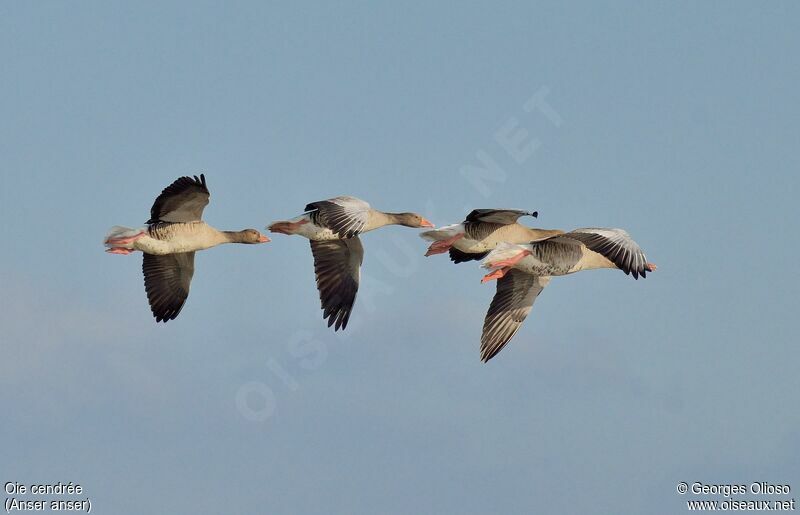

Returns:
424,234,464,257
424,244,449,256
645,263,657,272
268,219,308,235
105,232,145,245
106,247,134,255
485,249,532,269
481,267,511,283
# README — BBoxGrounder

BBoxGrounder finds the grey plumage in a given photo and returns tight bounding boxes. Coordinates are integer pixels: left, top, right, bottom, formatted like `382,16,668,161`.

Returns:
305,196,371,238
147,174,209,224
463,221,506,241
310,237,364,331
481,270,550,362
559,228,649,279
142,252,196,322
141,175,209,321
464,208,537,225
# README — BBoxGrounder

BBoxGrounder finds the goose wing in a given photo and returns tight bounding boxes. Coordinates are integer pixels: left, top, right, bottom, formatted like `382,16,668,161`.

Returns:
305,196,371,238
481,269,550,362
464,209,537,225
449,247,489,264
561,228,650,279
310,237,364,330
147,174,210,224
142,252,195,322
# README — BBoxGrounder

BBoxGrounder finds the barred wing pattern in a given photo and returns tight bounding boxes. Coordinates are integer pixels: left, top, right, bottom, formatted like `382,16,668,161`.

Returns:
562,228,650,279
305,196,371,239
142,252,196,322
480,270,550,362
310,237,364,331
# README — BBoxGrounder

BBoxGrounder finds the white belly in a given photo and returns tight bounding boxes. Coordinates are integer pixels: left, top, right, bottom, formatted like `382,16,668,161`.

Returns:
292,215,342,241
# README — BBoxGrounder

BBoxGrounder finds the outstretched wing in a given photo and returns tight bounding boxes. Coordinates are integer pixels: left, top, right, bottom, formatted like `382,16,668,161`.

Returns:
561,228,650,279
464,209,537,225
142,252,196,322
310,237,364,330
305,196,371,238
481,270,549,362
148,174,210,224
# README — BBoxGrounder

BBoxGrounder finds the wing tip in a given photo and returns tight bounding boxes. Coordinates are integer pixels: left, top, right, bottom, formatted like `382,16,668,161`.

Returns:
152,308,180,323
479,342,502,363
323,309,350,331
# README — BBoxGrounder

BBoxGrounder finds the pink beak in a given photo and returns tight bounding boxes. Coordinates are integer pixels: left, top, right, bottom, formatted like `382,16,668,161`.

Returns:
419,218,435,228
258,235,271,243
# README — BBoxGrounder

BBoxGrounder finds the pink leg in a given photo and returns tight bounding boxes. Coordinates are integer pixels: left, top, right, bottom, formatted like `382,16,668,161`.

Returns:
268,219,309,235
645,263,657,272
105,231,145,245
425,233,464,256
485,249,532,269
106,247,135,255
481,267,511,283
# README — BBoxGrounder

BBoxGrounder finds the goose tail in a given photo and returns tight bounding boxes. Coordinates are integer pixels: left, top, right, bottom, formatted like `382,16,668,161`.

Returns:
104,226,145,248
419,223,463,241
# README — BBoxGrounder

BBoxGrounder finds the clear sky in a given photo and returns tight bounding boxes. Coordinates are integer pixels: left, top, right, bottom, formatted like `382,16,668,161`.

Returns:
1,1,798,514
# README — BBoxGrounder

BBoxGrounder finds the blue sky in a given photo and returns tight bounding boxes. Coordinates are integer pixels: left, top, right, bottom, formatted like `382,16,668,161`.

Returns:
1,1,798,513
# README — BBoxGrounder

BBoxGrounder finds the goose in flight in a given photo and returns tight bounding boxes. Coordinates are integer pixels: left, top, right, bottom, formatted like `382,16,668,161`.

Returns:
268,196,433,330
104,174,269,322
420,208,549,263
478,228,657,361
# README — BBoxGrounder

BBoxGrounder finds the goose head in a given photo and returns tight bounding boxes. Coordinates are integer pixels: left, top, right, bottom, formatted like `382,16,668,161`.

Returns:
391,212,435,228
230,229,270,244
